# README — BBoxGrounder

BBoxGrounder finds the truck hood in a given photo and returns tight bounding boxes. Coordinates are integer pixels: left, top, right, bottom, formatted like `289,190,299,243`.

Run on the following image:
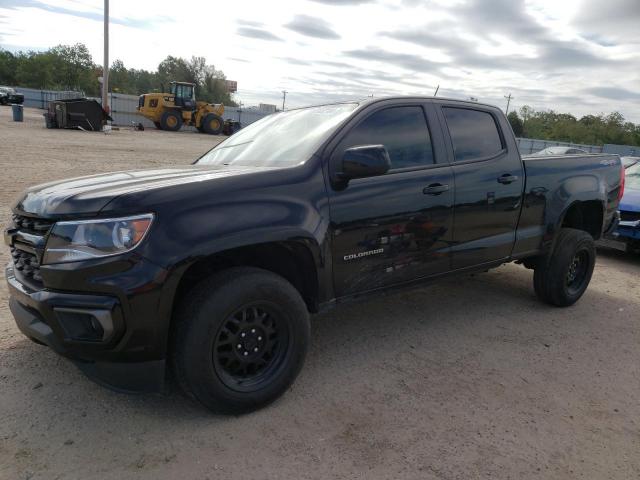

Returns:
620,188,640,213
14,165,274,217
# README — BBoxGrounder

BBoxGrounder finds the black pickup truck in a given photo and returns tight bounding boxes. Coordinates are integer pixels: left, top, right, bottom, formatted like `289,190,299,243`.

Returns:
4,97,624,413
0,86,24,105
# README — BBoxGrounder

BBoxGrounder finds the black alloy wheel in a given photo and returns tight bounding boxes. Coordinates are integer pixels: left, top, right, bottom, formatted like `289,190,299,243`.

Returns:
213,304,290,392
565,249,589,296
172,267,310,414
533,227,596,307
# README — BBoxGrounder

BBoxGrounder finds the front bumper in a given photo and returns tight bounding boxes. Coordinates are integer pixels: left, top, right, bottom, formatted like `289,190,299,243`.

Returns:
5,255,171,393
612,220,640,241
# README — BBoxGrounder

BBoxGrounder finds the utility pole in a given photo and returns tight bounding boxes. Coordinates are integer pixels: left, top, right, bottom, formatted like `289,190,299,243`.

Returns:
504,93,512,115
102,0,109,116
281,90,287,111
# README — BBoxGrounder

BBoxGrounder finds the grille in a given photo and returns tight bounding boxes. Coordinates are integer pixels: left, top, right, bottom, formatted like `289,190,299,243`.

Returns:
10,214,53,285
620,211,640,223
12,214,54,234
10,246,42,282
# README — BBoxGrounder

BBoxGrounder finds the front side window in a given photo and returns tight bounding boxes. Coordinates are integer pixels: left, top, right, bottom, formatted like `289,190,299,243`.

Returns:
443,107,504,162
339,106,434,169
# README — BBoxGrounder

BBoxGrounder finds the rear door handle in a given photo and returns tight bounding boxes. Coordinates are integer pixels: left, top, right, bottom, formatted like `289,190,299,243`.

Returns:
497,174,518,184
423,183,449,195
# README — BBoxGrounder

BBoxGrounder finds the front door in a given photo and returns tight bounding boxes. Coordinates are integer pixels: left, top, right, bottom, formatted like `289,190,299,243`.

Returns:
327,102,454,297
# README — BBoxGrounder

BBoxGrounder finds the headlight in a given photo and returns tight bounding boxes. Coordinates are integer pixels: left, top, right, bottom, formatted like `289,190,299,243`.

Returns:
43,214,154,264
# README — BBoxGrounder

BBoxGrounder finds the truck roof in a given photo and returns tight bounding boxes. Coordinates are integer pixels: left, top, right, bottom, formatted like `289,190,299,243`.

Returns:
286,95,501,113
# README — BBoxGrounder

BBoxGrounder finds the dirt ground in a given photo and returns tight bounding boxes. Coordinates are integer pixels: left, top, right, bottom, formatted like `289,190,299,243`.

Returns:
1,108,639,480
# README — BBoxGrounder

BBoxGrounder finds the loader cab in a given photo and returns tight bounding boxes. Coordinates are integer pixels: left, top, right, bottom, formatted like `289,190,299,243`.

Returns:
170,82,195,109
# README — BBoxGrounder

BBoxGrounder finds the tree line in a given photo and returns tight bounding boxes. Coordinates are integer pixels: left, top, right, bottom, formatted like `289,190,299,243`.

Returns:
1,42,639,146
507,107,639,147
0,43,236,105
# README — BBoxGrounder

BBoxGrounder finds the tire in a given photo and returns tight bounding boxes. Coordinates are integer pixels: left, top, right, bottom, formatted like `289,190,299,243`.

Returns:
0,97,7,106
172,267,310,414
202,113,224,135
160,110,183,131
154,121,162,130
533,228,596,307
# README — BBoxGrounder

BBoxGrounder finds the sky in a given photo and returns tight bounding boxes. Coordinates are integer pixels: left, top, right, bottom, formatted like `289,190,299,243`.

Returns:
1,0,639,121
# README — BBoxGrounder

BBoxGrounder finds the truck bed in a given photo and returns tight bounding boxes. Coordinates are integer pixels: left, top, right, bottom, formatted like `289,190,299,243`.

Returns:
513,153,621,257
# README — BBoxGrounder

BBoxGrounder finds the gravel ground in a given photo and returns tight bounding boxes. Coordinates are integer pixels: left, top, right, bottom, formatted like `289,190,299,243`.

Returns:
1,108,639,480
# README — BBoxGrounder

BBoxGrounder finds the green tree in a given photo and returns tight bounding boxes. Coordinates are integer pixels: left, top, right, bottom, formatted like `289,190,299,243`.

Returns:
507,111,523,137
109,59,133,93
15,51,54,88
49,43,96,92
0,49,18,85
157,55,192,87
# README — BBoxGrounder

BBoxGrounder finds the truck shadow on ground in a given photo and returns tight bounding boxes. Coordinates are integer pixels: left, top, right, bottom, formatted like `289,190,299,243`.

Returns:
597,246,640,266
2,259,639,427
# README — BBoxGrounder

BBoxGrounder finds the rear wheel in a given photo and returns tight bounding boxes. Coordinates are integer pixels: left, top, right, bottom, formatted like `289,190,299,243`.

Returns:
202,113,224,135
160,110,183,131
533,228,596,307
172,267,310,414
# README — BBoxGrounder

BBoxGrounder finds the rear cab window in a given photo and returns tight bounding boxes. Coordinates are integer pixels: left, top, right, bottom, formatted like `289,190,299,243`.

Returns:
443,107,504,162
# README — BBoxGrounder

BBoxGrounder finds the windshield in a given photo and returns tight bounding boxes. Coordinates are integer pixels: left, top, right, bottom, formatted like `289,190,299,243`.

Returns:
626,163,640,190
197,103,359,167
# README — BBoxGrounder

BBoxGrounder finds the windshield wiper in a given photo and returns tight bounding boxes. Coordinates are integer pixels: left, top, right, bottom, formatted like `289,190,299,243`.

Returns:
216,140,254,150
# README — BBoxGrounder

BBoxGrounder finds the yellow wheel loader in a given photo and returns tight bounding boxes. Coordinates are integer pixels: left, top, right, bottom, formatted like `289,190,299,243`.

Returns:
137,81,226,135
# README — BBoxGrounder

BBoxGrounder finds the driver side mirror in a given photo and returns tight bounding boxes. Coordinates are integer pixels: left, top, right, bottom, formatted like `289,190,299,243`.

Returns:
338,145,391,181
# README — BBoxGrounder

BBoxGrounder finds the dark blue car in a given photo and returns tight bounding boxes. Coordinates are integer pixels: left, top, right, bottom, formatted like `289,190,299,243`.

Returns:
612,162,640,252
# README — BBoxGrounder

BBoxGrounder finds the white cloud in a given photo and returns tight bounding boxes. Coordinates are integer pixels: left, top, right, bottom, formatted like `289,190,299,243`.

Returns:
1,0,639,121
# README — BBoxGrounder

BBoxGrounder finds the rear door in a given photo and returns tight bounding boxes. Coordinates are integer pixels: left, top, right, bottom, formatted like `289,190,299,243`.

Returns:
437,104,524,269
326,100,454,297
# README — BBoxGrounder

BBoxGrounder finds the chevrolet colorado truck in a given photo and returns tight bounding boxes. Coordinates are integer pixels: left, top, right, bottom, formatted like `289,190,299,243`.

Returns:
4,97,624,413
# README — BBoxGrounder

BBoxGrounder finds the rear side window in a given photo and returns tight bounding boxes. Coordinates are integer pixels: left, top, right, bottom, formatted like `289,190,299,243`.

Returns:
339,106,434,169
443,107,504,161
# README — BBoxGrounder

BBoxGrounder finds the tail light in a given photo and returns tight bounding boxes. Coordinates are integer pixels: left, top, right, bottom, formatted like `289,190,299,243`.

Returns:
618,163,625,201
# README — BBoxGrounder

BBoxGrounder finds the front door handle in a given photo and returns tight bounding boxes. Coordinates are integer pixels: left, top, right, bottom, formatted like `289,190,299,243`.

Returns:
497,174,519,184
423,183,450,195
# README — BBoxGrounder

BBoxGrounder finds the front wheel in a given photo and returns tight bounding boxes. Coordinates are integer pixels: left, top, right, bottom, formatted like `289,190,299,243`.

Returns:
533,228,596,307
172,267,310,414
202,113,224,135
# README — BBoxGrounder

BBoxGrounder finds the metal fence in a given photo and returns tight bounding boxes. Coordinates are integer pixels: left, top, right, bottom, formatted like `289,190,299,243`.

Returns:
602,144,640,157
9,88,640,155
12,87,272,129
15,86,85,110
93,93,271,129
516,137,603,155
